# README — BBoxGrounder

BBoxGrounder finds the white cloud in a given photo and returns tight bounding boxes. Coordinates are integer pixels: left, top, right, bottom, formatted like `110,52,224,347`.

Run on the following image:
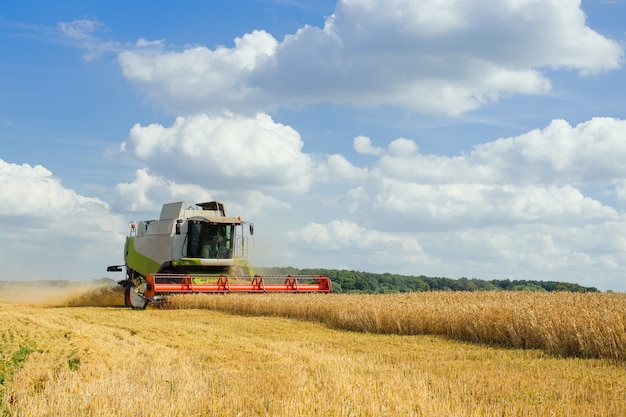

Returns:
285,219,433,271
322,154,369,181
57,18,118,61
290,219,423,252
119,30,278,114
279,214,626,291
422,221,626,287
283,116,626,290
471,118,626,185
365,178,618,230
58,19,102,40
353,135,383,156
0,159,127,280
114,168,212,212
346,118,626,233
119,112,314,194
118,0,622,115
114,168,291,220
373,118,626,188
387,138,419,157
135,38,164,48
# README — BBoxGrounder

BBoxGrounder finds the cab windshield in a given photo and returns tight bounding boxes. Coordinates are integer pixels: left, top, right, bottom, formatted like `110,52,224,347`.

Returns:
187,222,234,259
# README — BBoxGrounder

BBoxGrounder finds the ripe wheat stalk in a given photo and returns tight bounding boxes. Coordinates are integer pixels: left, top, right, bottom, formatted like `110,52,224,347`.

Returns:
162,291,626,360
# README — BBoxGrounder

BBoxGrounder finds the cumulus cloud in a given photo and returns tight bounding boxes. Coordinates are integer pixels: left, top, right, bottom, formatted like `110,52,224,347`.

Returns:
320,154,369,181
114,167,291,219
0,159,127,280
421,222,626,280
114,114,626,235
282,203,626,290
0,160,118,226
119,30,278,114
119,112,314,193
470,118,626,185
114,168,212,212
353,136,384,156
286,219,434,271
117,0,622,115
347,118,626,231
264,116,626,289
375,117,626,187
365,179,618,231
330,0,622,72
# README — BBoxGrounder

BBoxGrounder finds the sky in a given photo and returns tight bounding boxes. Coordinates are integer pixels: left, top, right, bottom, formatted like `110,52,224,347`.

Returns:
1,0,626,291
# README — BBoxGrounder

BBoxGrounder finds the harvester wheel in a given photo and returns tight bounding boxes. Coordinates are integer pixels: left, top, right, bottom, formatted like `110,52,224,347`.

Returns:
124,287,132,307
124,287,147,309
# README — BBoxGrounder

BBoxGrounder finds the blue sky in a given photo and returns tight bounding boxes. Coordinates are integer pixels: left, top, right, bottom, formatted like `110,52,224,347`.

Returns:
1,0,626,291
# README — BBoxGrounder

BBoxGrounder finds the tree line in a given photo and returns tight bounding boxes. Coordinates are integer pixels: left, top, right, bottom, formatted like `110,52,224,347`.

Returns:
256,267,599,293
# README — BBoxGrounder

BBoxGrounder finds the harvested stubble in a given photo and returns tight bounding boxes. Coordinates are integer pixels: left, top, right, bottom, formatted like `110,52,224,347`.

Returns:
162,291,626,360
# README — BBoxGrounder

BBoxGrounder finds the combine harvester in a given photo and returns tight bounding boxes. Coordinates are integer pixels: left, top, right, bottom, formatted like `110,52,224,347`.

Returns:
107,201,332,308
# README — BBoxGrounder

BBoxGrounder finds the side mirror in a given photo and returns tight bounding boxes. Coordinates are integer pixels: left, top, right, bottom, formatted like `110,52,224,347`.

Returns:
176,219,182,235
249,223,254,236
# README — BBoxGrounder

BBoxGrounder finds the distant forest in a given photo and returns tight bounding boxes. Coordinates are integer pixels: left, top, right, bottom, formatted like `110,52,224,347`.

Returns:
255,267,599,293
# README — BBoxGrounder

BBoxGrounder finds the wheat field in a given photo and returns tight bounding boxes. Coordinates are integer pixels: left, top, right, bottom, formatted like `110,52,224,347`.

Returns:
164,291,626,361
1,284,626,416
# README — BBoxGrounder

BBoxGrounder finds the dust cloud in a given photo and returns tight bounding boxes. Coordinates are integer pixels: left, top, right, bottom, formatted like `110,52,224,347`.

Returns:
0,279,125,307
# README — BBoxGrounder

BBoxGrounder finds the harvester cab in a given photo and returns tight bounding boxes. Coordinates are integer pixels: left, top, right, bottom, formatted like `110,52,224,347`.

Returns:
107,200,331,308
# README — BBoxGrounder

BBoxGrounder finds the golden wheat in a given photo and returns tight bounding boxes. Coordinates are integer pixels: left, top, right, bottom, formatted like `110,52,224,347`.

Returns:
161,291,626,360
2,303,626,416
